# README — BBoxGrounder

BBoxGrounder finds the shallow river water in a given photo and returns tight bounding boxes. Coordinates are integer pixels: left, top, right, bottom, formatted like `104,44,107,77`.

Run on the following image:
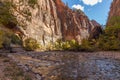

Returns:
6,51,120,80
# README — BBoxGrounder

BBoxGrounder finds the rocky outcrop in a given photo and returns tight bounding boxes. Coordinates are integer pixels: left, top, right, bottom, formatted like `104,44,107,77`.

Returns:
1,0,97,46
108,0,120,19
107,0,120,26
89,20,103,39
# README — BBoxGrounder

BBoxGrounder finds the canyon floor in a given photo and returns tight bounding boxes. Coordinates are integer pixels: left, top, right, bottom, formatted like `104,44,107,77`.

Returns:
0,48,120,80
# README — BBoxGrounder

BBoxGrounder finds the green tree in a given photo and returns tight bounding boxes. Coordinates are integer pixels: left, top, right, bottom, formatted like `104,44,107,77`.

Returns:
0,1,17,26
96,16,120,51
24,38,40,51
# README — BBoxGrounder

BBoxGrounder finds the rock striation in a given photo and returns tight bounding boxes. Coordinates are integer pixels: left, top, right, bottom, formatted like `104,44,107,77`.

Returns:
1,0,100,46
107,0,120,26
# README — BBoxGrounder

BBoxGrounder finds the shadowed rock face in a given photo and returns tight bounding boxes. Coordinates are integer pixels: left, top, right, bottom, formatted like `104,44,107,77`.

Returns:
89,20,103,39
107,0,120,26
2,0,99,46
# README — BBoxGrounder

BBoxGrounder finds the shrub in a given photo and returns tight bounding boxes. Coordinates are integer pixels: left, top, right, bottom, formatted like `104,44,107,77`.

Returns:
68,39,79,50
2,37,11,50
11,34,22,45
0,1,17,27
0,30,12,49
79,39,95,52
54,39,63,50
24,38,40,51
54,39,79,51
62,41,71,50
0,30,22,48
96,34,120,51
46,42,55,51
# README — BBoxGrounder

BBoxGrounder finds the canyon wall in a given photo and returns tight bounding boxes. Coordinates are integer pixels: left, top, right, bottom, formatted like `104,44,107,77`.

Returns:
107,0,120,26
1,0,100,46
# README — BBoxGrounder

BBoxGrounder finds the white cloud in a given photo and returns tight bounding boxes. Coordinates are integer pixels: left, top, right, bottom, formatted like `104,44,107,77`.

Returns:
72,4,84,11
82,0,103,6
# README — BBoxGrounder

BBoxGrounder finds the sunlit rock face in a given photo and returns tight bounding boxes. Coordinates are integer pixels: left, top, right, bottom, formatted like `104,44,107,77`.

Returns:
108,0,120,18
3,0,97,46
107,0,120,26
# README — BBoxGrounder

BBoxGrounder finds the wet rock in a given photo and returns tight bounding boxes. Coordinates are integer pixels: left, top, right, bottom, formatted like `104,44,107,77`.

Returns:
36,74,42,80
6,51,120,80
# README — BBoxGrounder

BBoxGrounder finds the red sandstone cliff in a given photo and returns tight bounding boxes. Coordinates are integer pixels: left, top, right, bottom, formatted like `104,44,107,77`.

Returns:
1,0,101,46
107,0,120,26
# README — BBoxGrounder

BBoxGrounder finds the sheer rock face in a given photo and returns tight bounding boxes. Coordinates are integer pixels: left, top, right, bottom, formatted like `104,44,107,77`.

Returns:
89,20,103,39
5,0,96,45
107,0,120,26
108,0,120,18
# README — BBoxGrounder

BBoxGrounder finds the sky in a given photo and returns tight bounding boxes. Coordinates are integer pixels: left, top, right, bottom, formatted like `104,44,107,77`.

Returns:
62,0,113,25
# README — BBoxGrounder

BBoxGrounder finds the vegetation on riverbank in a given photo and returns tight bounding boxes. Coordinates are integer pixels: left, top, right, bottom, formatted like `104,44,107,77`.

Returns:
0,0,120,52
49,16,120,52
0,16,120,52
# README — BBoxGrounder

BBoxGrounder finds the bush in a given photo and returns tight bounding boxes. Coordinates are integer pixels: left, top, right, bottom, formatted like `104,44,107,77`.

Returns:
67,40,79,50
11,34,22,45
0,1,17,27
2,37,11,50
54,39,63,50
54,39,96,51
54,39,79,51
79,39,95,52
96,34,120,51
0,30,12,49
0,30,22,47
24,38,40,51
62,41,71,50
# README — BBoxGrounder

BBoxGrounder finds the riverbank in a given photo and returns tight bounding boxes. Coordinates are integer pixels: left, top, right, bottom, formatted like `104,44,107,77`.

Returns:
0,49,120,80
